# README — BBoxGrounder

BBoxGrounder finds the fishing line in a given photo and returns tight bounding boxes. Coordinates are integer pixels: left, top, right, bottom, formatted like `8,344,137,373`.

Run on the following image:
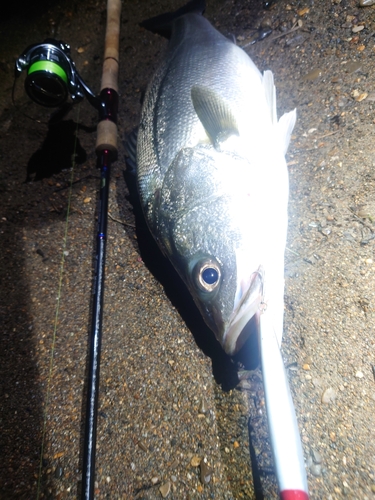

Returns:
36,104,81,500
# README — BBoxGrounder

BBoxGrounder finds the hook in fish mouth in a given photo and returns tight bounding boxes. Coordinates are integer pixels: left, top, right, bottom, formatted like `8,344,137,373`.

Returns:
222,266,264,355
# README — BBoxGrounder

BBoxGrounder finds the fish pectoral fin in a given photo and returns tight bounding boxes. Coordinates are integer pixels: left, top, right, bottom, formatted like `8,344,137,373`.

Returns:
277,108,297,155
191,85,239,150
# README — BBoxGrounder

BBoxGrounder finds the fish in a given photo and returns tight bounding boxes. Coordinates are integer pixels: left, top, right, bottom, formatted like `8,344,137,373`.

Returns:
133,0,296,356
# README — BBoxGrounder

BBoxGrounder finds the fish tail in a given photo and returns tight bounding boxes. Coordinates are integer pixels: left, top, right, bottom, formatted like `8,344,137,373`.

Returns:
140,0,206,38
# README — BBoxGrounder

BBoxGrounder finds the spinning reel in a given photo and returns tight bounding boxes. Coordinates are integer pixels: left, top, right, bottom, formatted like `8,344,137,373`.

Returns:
15,38,99,109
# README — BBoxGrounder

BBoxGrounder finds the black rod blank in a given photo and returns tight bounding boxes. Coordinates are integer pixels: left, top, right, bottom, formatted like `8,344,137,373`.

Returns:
81,150,111,500
81,1,121,497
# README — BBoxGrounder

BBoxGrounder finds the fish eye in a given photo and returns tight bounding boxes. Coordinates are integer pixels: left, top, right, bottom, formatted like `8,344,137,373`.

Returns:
194,259,221,293
202,267,219,285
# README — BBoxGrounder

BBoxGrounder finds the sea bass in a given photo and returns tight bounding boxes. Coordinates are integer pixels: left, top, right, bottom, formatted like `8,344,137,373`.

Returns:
134,0,296,355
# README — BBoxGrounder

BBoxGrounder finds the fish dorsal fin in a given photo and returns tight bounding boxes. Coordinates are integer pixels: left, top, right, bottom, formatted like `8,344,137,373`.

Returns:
262,70,277,124
191,85,239,150
140,0,206,38
262,70,297,155
277,108,297,155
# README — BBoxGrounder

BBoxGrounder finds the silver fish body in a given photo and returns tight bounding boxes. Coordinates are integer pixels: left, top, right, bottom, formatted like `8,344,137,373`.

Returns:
136,8,296,355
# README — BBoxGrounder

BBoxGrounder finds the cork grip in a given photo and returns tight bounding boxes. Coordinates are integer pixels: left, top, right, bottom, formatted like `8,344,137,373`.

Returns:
96,0,121,154
100,0,121,92
96,120,118,154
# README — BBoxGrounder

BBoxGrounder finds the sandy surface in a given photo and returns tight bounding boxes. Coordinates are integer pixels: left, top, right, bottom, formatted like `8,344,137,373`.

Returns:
1,0,375,498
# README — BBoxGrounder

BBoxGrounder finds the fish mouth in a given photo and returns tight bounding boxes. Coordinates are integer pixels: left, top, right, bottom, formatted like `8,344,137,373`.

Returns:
222,267,264,355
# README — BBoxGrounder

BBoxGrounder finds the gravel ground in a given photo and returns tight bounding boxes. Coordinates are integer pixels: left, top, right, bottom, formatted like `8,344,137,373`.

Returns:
1,0,375,499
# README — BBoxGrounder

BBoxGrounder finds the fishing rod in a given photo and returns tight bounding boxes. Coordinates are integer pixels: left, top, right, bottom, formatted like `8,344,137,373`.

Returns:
15,1,122,498
259,309,309,500
81,1,121,497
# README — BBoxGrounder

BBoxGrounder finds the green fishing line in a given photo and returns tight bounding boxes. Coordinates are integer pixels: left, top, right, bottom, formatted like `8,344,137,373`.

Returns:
36,105,80,499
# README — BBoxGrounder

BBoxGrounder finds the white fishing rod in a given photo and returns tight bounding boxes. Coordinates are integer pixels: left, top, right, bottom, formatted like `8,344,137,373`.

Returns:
259,309,309,500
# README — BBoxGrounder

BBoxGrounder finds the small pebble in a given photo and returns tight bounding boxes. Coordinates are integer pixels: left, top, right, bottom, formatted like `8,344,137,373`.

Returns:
312,449,322,464
54,466,64,479
345,61,362,73
200,458,212,484
83,197,91,203
355,370,364,378
337,97,347,107
261,18,272,28
352,89,360,98
352,25,364,33
360,0,375,4
190,455,201,467
159,481,171,498
137,439,148,452
313,377,322,388
288,364,298,372
356,92,368,102
320,227,331,236
302,68,322,82
321,387,337,404
310,463,322,477
286,33,306,47
151,477,159,485
298,7,310,15
199,398,209,414
237,379,255,390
